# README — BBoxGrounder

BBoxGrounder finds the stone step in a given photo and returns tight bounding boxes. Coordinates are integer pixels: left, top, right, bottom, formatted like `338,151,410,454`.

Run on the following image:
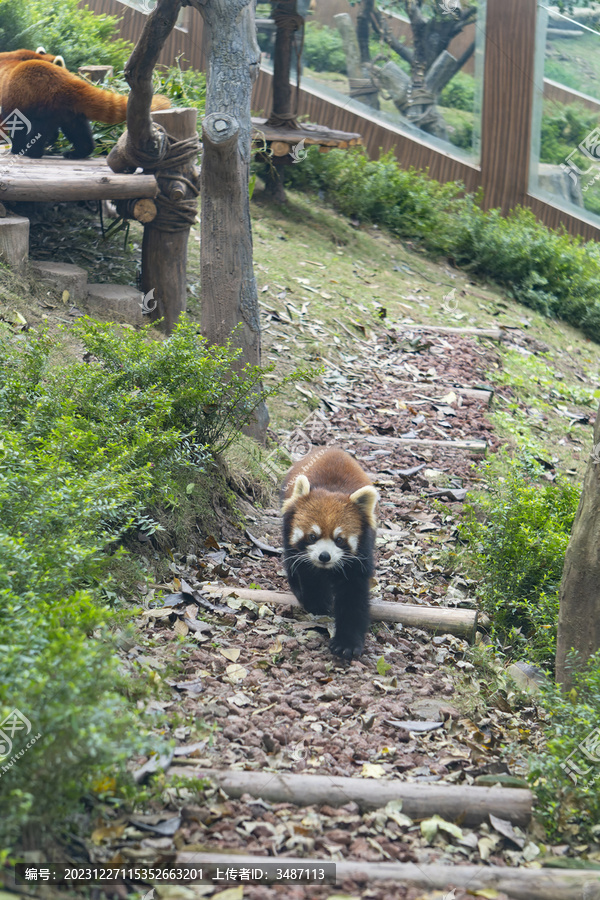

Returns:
0,215,29,273
30,260,88,302
85,283,146,326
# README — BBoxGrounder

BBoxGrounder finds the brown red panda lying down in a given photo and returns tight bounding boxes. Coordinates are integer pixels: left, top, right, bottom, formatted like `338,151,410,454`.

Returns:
281,448,378,659
0,49,170,159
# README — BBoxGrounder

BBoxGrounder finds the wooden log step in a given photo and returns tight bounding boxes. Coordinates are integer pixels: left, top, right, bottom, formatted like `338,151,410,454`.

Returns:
394,323,506,340
203,586,487,639
175,769,532,825
347,434,488,453
176,852,600,900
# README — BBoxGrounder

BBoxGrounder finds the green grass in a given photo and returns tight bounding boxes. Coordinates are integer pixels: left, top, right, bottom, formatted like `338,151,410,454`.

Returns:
545,33,600,100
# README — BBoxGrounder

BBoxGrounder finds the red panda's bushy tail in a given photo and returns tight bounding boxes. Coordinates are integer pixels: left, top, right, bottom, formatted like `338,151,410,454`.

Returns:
2,59,170,124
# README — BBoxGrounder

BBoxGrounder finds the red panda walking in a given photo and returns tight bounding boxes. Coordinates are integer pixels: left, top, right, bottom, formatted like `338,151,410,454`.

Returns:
281,448,378,659
0,50,170,159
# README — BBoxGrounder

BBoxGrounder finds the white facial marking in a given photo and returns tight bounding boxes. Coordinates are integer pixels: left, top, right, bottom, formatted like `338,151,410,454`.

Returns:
348,535,358,553
307,538,344,569
333,526,343,538
310,524,321,536
291,526,304,545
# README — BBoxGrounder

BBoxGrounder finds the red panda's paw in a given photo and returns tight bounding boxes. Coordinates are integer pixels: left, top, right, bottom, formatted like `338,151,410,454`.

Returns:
330,634,365,660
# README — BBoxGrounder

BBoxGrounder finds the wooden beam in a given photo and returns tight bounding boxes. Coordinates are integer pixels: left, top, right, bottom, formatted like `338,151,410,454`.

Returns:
203,586,487,639
176,852,600,900
0,160,158,202
174,770,531,825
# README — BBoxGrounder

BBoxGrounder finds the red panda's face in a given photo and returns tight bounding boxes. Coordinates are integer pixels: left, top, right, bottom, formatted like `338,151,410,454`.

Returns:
283,477,378,571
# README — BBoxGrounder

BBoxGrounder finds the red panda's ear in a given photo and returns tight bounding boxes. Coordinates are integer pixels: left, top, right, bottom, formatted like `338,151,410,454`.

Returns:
53,55,65,67
349,485,378,528
281,474,310,513
36,46,46,54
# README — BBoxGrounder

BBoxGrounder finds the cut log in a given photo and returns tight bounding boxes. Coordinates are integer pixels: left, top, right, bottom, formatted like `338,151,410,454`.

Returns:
203,585,487,639
271,140,291,157
425,49,460,97
175,852,600,900
371,59,410,111
0,158,158,202
377,378,493,403
114,197,157,223
0,215,29,272
350,434,488,453
174,769,532,826
334,12,378,108
78,64,114,83
394,323,506,339
334,13,363,81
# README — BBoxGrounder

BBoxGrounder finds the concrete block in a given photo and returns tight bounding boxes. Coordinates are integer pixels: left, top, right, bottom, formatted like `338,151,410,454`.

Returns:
0,215,29,273
30,260,88,302
85,284,145,326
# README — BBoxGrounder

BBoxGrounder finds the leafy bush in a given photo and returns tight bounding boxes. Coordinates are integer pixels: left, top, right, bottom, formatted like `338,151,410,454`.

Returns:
540,102,599,166
457,456,580,668
530,651,600,840
0,0,131,70
287,146,600,343
303,22,347,74
0,318,296,850
439,71,475,111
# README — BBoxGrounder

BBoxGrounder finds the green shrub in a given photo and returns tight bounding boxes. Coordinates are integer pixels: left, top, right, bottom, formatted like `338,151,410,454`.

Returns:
540,102,599,166
0,318,299,850
530,651,600,840
0,0,131,70
287,146,600,343
303,22,347,74
439,71,475,111
457,456,580,668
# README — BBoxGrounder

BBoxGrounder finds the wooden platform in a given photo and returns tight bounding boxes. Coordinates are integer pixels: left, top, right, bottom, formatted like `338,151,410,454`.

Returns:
251,117,362,157
0,154,158,202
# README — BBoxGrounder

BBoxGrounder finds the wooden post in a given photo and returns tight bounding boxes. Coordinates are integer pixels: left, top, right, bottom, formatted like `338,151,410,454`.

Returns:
142,107,199,332
480,0,537,213
266,0,303,128
197,0,269,442
107,0,201,334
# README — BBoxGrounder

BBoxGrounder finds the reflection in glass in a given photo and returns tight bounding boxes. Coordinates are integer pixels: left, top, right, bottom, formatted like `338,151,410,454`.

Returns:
257,0,486,162
530,3,600,223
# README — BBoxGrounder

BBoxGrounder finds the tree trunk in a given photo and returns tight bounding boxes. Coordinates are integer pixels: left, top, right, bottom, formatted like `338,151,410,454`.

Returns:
556,406,600,686
106,0,200,334
356,0,374,64
267,0,303,128
142,107,199,333
198,0,269,442
334,13,379,109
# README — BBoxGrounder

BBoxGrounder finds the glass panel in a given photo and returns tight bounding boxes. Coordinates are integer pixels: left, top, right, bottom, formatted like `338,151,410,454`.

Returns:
256,0,486,164
530,3,600,224
114,0,188,29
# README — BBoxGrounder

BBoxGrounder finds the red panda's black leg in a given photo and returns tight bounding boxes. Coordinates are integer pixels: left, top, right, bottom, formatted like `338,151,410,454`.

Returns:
60,114,95,159
330,576,371,660
7,113,55,158
284,556,333,616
